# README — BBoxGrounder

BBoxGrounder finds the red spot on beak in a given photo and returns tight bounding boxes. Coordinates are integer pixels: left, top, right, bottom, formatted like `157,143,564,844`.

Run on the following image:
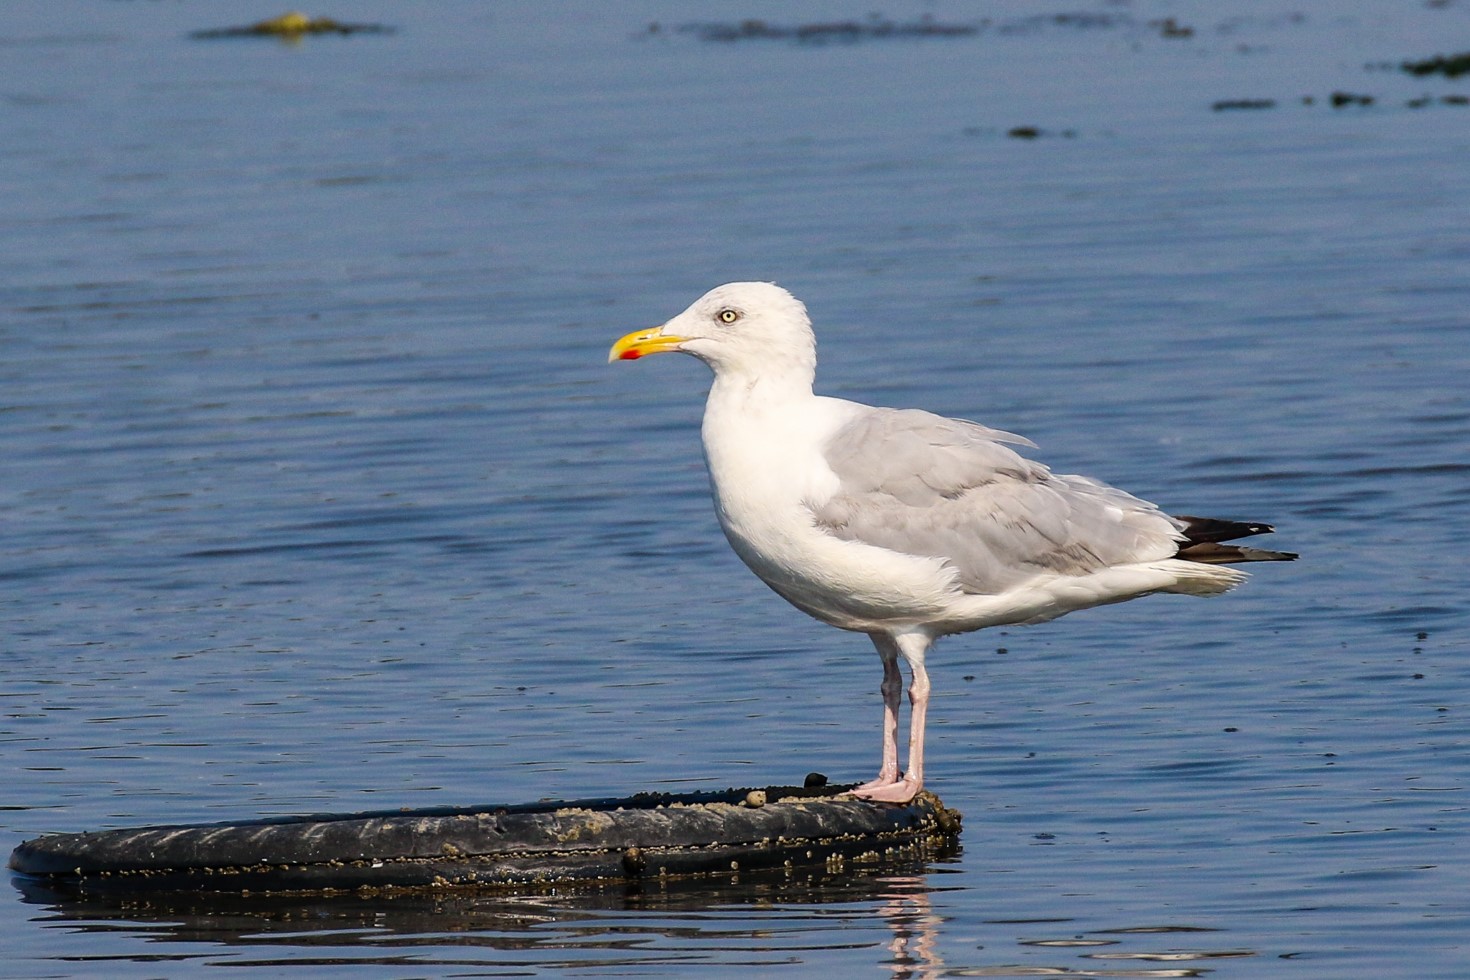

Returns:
619,349,643,360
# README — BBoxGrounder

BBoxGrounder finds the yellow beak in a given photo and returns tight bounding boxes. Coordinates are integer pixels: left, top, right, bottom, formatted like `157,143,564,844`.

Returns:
608,327,689,362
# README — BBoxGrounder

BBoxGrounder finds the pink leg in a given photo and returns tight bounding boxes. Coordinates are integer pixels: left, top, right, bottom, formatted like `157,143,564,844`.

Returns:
853,638,903,793
853,633,932,804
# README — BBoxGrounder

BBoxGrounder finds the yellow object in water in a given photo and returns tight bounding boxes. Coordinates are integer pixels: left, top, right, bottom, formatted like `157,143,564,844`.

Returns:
189,12,393,40
258,12,314,35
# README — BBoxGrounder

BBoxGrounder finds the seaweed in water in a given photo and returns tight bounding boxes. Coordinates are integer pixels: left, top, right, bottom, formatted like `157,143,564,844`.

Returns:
1212,99,1277,111
653,11,1202,44
1152,17,1195,38
995,12,1126,34
191,11,394,40
1006,126,1077,140
1401,52,1470,78
673,15,981,44
1409,94,1468,107
960,126,1078,140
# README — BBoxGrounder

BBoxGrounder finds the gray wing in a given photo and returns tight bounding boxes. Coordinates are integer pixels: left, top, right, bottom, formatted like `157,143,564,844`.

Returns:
809,408,1184,595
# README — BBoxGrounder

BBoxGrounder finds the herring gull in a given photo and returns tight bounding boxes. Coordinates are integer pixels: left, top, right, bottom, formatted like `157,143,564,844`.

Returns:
609,282,1295,803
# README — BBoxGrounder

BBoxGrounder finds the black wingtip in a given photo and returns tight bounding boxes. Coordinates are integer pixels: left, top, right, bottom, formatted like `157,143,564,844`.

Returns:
1173,515,1296,564
1175,515,1281,546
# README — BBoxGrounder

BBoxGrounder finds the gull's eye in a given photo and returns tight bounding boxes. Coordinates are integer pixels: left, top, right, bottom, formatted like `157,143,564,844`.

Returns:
717,308,740,325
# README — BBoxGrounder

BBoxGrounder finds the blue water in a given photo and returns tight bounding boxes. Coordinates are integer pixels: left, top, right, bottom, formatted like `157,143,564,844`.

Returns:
3,1,1469,976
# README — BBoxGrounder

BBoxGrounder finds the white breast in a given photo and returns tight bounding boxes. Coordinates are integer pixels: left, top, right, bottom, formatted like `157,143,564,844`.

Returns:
699,387,960,631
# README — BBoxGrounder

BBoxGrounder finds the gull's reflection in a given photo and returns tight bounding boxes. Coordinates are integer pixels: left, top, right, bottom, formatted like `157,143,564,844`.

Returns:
12,845,963,973
873,877,947,979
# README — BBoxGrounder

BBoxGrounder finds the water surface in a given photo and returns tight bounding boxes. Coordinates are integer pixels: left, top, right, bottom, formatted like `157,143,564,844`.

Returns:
3,1,1468,976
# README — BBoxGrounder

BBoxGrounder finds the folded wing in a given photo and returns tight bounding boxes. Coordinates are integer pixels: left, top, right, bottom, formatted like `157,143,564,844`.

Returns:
809,408,1185,595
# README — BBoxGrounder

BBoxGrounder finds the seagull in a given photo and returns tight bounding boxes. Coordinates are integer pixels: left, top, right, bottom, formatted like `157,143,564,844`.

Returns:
609,282,1295,803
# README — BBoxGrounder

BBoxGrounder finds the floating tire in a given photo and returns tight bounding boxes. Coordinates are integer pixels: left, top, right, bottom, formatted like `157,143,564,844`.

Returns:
9,784,961,896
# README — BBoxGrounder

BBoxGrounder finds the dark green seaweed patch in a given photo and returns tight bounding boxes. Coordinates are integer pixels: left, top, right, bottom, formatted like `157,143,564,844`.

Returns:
1212,99,1278,111
651,11,1203,45
673,15,980,44
1401,52,1470,78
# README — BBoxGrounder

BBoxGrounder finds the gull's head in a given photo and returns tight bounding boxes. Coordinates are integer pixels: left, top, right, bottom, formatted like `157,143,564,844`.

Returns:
609,282,817,383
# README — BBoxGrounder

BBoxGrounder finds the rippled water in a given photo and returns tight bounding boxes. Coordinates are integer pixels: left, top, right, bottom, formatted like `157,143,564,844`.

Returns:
4,1,1469,976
